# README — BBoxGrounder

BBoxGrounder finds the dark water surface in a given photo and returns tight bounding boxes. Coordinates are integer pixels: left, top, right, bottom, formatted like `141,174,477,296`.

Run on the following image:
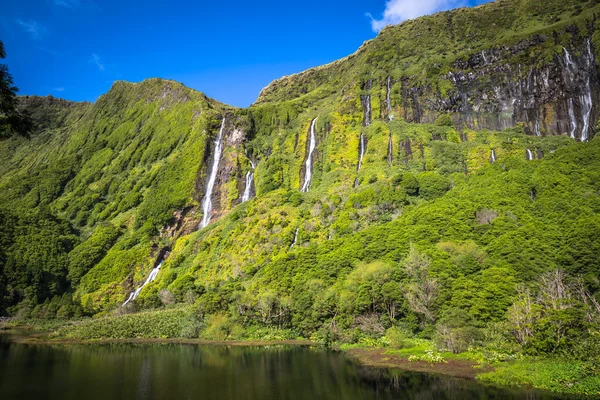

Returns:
0,335,580,400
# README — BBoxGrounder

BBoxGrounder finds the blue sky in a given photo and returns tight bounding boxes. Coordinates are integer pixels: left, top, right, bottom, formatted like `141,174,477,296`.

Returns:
2,0,490,107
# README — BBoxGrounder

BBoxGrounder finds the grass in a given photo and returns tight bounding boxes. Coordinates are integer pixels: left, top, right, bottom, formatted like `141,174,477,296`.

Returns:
54,306,197,339
478,359,600,396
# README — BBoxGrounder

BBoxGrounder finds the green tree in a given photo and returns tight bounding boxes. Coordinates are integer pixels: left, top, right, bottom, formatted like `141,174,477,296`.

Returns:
0,40,33,139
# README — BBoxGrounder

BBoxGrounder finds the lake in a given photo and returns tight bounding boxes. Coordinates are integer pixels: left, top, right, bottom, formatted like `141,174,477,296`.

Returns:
0,335,579,400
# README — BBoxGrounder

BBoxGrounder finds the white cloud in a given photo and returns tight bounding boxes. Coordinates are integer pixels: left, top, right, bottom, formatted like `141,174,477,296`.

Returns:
54,0,80,7
368,0,465,32
16,19,46,39
54,87,65,92
91,53,105,71
53,0,100,10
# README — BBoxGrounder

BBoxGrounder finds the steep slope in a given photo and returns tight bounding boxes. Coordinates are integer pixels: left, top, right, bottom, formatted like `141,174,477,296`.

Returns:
0,79,251,312
0,0,598,365
256,0,600,140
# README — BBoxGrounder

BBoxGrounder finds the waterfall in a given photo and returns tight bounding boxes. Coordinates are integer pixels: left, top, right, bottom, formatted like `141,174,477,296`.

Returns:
123,261,163,306
290,227,299,248
200,118,226,229
357,133,365,172
563,41,594,142
386,76,393,121
387,133,393,167
490,149,496,163
580,40,593,142
534,119,541,137
301,118,317,193
563,48,578,139
366,96,371,126
581,90,592,141
526,149,534,161
361,94,371,127
567,98,577,139
241,159,255,203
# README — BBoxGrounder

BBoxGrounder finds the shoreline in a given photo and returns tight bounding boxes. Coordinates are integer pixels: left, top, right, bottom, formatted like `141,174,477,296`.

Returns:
3,329,483,380
3,329,596,396
3,332,314,347
341,347,489,379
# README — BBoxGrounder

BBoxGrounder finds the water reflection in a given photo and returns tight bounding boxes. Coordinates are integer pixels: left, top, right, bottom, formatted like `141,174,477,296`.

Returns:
0,336,584,400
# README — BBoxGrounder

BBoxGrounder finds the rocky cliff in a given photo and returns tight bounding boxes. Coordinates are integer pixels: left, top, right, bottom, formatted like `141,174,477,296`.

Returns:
256,0,600,141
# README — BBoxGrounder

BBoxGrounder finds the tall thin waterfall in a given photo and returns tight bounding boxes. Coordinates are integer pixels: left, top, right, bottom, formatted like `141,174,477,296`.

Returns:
526,149,534,161
200,118,226,229
386,76,393,121
567,98,577,139
580,40,593,142
360,92,371,127
123,261,163,306
357,133,365,172
301,118,317,193
290,227,299,248
355,81,371,187
563,41,594,142
241,159,256,203
490,149,496,163
364,96,371,126
354,133,366,188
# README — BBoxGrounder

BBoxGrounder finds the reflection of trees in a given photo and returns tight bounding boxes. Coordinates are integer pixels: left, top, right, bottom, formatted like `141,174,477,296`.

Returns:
352,364,560,400
0,341,564,400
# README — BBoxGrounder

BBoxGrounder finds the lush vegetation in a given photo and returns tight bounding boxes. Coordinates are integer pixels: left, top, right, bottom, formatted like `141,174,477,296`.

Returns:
0,40,33,139
1,0,600,396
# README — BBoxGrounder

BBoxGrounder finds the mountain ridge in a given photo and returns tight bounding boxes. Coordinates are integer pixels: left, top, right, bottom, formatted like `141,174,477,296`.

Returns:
0,4,599,387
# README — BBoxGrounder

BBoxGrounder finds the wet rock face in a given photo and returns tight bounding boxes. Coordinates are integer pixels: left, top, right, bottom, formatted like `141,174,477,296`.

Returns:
195,115,250,228
360,80,373,127
392,34,599,141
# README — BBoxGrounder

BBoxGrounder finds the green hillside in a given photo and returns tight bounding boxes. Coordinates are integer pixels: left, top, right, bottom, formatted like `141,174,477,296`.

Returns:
1,0,600,394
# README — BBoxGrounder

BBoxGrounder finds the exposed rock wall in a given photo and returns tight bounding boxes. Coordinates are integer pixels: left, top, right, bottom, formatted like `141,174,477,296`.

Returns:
194,114,251,228
387,34,599,141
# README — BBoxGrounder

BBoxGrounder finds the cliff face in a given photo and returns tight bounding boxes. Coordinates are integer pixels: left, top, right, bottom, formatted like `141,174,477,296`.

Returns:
396,35,598,141
255,0,600,142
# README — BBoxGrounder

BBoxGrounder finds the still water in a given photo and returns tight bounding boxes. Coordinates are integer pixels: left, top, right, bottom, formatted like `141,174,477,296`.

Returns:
0,335,579,400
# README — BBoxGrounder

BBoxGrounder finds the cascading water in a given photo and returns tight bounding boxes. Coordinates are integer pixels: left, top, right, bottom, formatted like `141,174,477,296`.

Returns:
490,149,496,163
355,82,371,188
360,93,371,127
290,227,299,248
580,40,594,142
563,41,594,142
200,118,226,229
354,133,366,188
581,89,593,141
357,133,365,172
123,261,163,306
301,118,317,193
365,96,371,126
386,76,393,121
241,159,256,203
567,98,577,139
526,149,534,161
